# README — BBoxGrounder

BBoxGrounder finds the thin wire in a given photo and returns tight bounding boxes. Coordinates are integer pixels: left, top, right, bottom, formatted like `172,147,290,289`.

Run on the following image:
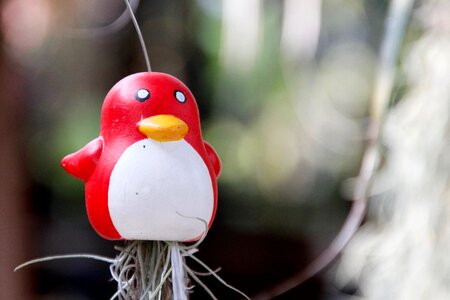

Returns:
64,0,141,39
123,0,151,72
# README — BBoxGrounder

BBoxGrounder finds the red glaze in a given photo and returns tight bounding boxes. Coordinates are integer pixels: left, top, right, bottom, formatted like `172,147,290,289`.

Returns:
61,72,221,240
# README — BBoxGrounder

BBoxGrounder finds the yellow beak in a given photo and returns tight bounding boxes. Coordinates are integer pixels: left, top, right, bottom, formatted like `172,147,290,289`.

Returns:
138,115,189,142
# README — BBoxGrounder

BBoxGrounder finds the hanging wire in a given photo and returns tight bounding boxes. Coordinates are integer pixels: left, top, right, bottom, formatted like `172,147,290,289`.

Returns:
123,0,151,72
65,0,141,39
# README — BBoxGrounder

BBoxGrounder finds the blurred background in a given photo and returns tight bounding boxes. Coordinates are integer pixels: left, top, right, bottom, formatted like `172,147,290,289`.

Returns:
0,0,449,299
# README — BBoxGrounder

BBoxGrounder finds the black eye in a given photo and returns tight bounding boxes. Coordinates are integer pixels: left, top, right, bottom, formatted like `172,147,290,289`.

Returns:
135,88,150,102
174,90,186,103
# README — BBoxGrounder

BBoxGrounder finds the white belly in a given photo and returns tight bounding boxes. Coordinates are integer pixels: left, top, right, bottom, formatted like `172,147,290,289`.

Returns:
108,139,214,241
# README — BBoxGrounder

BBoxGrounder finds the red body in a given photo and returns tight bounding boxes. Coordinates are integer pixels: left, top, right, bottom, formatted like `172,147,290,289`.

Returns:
61,72,221,240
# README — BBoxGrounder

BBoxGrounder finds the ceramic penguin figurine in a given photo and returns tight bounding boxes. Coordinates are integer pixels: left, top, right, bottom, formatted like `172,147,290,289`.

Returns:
61,72,221,241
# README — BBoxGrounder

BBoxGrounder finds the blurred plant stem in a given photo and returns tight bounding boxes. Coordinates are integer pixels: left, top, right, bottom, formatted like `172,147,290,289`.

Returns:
252,0,414,298
355,0,414,208
338,0,450,298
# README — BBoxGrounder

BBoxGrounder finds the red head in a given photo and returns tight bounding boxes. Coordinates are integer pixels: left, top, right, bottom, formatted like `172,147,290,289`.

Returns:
101,72,204,150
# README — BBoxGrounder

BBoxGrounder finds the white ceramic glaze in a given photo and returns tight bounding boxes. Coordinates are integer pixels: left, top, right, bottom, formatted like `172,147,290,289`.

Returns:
108,139,214,241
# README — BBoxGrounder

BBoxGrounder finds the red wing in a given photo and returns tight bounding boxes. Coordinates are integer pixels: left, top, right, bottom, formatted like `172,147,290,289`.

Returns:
61,137,104,181
204,141,221,178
